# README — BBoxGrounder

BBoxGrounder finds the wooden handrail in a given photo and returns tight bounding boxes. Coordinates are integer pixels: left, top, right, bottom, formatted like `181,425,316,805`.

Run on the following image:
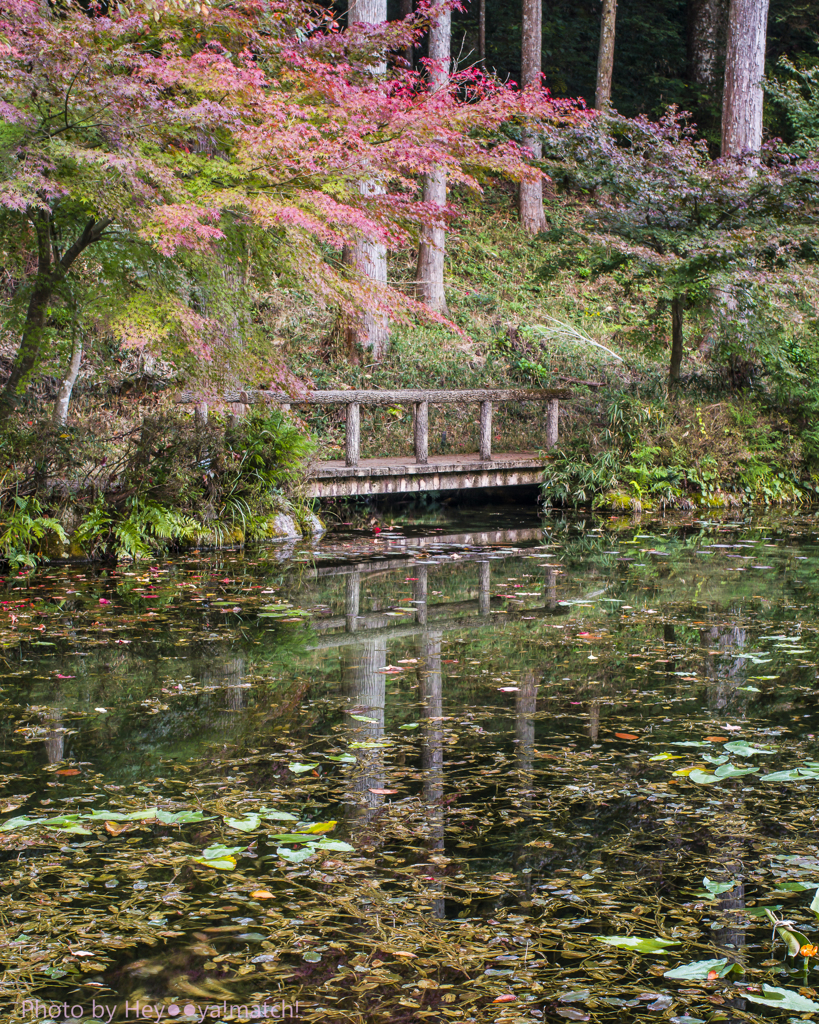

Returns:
177,386,569,406
178,386,569,469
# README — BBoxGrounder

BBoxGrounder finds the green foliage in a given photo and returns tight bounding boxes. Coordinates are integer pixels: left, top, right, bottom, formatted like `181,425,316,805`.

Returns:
542,387,810,508
0,496,68,572
75,496,200,562
0,406,314,565
766,55,819,154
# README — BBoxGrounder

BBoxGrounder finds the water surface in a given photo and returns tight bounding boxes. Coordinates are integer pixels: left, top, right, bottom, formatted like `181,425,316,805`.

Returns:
2,509,819,1023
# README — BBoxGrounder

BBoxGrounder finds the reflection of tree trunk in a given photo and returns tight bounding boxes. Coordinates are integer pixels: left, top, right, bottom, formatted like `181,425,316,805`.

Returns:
710,835,747,953
342,640,387,824
545,567,557,609
516,673,539,806
701,624,748,709
346,571,361,633
414,564,428,625
418,631,445,918
199,655,247,720
478,560,491,616
588,699,600,744
45,708,65,764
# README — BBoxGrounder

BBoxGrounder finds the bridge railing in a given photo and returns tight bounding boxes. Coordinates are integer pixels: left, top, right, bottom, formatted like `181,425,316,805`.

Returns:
178,387,570,468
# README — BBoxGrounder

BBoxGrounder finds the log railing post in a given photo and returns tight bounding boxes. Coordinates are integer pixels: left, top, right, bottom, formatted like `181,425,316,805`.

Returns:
414,400,429,465
479,400,492,460
346,402,360,467
546,398,559,448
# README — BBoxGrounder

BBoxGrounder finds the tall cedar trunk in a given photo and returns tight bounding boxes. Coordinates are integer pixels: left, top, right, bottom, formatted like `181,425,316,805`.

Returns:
53,331,83,426
479,0,486,66
399,0,413,68
0,211,111,420
343,0,390,362
669,295,685,388
721,0,769,156
688,0,728,92
595,0,617,109
415,2,451,313
519,0,547,234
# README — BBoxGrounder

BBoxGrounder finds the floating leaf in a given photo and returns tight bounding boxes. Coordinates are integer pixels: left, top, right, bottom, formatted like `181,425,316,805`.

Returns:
259,808,299,821
743,985,819,1011
225,814,261,832
276,846,316,863
722,741,775,757
665,958,736,980
288,762,319,774
594,935,680,953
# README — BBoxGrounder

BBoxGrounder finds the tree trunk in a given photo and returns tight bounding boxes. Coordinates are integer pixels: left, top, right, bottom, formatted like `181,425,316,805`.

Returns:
400,0,414,68
518,0,547,234
595,0,617,109
415,2,451,313
479,0,486,66
52,331,83,426
669,295,685,388
0,212,111,421
688,0,728,92
721,0,769,157
1,210,54,416
344,0,390,361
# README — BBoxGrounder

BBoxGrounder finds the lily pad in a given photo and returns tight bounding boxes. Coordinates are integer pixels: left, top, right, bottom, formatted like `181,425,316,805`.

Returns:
594,935,680,953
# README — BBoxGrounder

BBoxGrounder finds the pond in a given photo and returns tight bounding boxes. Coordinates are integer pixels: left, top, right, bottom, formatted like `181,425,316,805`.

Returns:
3,506,819,1024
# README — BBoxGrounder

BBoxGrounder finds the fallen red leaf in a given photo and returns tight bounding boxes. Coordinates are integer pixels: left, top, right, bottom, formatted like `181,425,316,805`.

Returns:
615,732,639,740
56,769,80,776
368,788,398,795
704,736,728,742
493,995,516,1003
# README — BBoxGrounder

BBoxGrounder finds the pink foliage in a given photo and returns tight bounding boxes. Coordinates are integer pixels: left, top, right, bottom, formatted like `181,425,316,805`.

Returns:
0,0,583,357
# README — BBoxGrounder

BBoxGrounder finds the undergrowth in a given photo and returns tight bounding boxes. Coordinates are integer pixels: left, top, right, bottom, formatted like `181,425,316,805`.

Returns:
0,408,314,570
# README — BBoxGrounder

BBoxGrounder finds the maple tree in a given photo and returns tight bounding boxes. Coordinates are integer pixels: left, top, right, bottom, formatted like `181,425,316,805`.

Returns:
0,0,578,415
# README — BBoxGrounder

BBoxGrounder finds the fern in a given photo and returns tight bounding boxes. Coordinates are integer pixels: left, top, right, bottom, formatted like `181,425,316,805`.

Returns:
0,496,68,571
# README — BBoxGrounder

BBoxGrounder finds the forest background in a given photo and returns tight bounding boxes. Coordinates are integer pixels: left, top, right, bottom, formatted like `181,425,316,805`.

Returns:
1,0,819,567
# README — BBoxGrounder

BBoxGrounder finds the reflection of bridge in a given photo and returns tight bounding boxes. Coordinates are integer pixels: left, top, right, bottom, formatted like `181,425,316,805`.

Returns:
312,530,551,865
306,537,566,651
182,387,569,497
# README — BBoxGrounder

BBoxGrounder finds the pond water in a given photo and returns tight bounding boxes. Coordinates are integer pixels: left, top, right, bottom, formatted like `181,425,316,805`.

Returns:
3,507,819,1024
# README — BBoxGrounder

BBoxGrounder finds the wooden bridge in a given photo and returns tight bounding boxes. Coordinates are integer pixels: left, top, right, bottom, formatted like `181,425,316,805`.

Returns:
182,387,568,497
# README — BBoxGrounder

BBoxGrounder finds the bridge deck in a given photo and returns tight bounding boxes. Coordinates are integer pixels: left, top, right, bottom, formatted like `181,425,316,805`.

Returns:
305,451,547,497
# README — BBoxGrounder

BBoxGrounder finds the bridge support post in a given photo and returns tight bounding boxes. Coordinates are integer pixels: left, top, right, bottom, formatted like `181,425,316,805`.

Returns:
479,400,492,460
414,400,429,465
346,402,360,467
546,399,559,448
478,560,491,616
